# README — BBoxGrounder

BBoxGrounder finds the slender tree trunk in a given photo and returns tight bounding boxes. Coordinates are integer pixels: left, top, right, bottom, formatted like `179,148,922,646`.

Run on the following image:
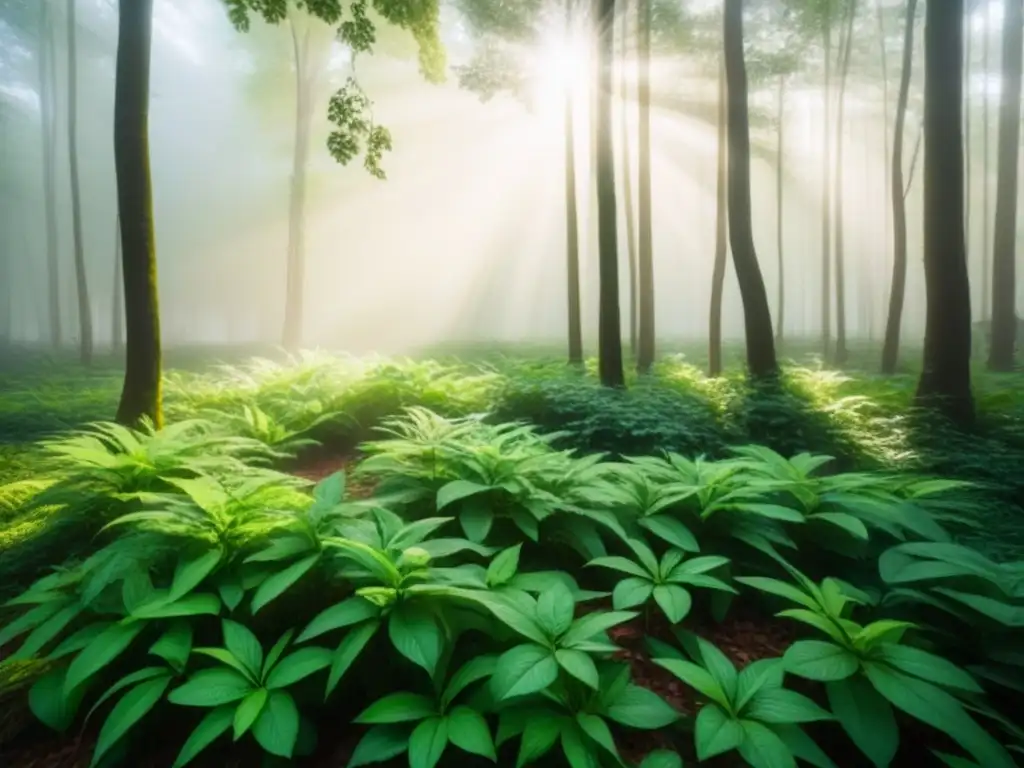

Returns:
38,3,61,348
964,8,972,288
635,0,655,373
114,0,163,428
833,0,857,365
112,214,123,353
821,9,833,361
877,0,891,307
709,57,728,377
881,0,917,375
596,0,625,387
981,0,992,322
988,0,1022,371
915,0,974,426
565,0,583,365
282,22,313,351
724,0,777,379
775,74,785,346
66,0,93,365
618,4,638,357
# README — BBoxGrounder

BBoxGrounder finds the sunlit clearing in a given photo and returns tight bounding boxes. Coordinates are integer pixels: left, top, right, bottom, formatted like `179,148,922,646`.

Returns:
526,26,591,119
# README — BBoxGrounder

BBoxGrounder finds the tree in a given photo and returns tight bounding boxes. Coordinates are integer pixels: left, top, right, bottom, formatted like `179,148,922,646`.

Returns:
112,215,123,353
724,0,777,379
114,0,162,428
635,0,654,373
820,0,833,360
618,4,638,358
66,0,93,365
565,0,582,365
832,0,856,364
708,56,728,377
880,0,916,375
37,1,61,348
980,0,993,322
915,0,973,426
987,0,1023,371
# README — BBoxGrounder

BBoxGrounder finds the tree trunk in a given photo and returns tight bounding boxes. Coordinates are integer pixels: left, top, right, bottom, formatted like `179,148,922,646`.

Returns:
618,3,638,358
833,0,857,365
775,74,785,346
723,0,777,379
877,0,892,304
820,7,832,360
566,0,583,365
282,23,314,352
596,0,625,387
112,214,123,353
66,0,93,366
915,0,974,426
981,0,992,322
987,0,1022,371
38,2,61,348
114,0,163,428
709,57,728,377
881,0,917,375
635,0,655,374
964,7,972,277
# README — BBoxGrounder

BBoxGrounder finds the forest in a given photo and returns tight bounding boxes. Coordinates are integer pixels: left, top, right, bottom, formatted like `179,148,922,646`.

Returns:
1,0,1023,766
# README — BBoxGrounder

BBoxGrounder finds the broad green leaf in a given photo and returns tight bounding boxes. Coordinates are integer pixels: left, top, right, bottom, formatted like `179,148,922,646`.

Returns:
737,719,797,768
560,723,601,768
348,724,412,767
669,554,731,576
65,621,146,694
774,724,839,768
262,629,294,679
486,544,522,587
0,601,64,647
652,584,692,624
245,536,312,564
783,640,859,681
90,676,172,767
810,512,869,540
652,658,729,708
491,644,559,700
638,515,700,552
298,596,379,643
29,667,87,732
149,621,193,672
12,602,82,660
314,472,345,504
853,620,914,650
744,688,833,724
516,714,562,766
874,644,984,694
536,581,575,638
251,690,300,758
587,556,651,579
736,658,785,711
326,621,379,698
602,684,680,728
233,688,268,740
251,554,320,614
356,692,436,724
447,705,496,760
193,647,256,682
639,750,684,768
86,667,169,723
171,705,234,767
734,577,819,610
730,503,805,523
437,479,492,510
409,716,449,768
575,713,618,758
388,603,444,678
168,668,254,707
169,549,223,603
695,703,743,760
776,609,850,644
561,610,637,647
470,593,549,645
131,593,222,620
441,654,498,709
460,499,494,543
265,647,333,689
49,622,110,661
613,577,654,609
223,620,263,680
556,648,599,689
826,676,898,768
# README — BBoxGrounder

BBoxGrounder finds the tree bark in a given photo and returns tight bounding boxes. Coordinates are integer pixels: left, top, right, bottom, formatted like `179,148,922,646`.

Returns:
987,0,1022,371
833,0,857,365
709,56,728,377
566,0,583,365
596,0,625,387
38,2,61,348
635,0,654,373
964,6,972,279
877,0,891,313
723,0,777,379
881,0,917,375
915,0,974,426
775,74,785,346
981,0,992,322
66,0,93,365
618,3,638,357
820,4,832,360
112,214,123,353
114,0,163,428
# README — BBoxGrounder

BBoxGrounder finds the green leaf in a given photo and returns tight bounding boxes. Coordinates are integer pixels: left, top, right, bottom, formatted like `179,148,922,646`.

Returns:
777,609,849,644
774,724,839,768
486,544,522,587
561,610,637,647
356,692,436,724
298,596,379,643
447,705,496,760
652,584,692,624
326,621,379,698
638,515,700,552
0,601,64,647
441,654,498,709
613,577,654,609
744,688,833,724
874,643,984,694
29,667,86,732
348,724,412,767
65,621,146,694
233,688,268,741
736,659,785,711
262,629,295,679
222,620,263,680
695,703,744,760
388,603,444,678
639,750,684,768
168,668,254,707
652,658,729,708
737,719,797,768
602,684,680,728
783,640,859,681
169,549,223,603
810,512,869,540
560,724,601,768
265,647,332,689
130,593,221,620
171,705,234,767
86,667,169,724
90,676,172,767
251,554,320,614
730,502,805,523
516,714,562,766
12,602,82,660
471,593,549,645
314,472,345,505
149,621,193,672
536,581,575,638
410,716,449,768
460,499,494,543
194,647,256,682
735,576,819,610
556,648,600,688
437,479,493,510
587,556,651,579
576,713,619,758
826,676,898,768
491,643,559,700
251,690,300,758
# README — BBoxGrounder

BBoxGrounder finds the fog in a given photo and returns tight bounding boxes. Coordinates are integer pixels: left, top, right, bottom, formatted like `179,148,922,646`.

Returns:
0,0,1016,355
